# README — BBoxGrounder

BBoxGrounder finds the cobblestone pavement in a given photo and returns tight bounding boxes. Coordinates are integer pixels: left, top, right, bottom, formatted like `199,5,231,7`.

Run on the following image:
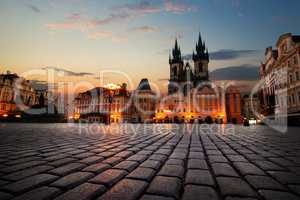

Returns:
0,123,300,200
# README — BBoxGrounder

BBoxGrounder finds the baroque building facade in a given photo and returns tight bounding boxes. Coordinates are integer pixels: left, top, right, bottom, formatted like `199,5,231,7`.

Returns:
74,83,132,123
241,94,260,120
0,72,39,117
74,79,156,123
260,33,300,124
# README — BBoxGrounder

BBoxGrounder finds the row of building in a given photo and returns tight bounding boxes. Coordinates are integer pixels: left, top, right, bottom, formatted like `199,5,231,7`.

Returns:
260,33,300,124
74,79,243,124
5,32,298,124
0,72,48,117
74,33,244,124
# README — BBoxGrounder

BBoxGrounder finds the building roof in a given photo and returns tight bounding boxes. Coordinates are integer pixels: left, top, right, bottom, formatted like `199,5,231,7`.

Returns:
292,35,300,44
276,33,300,47
0,73,19,80
137,78,151,91
276,33,291,47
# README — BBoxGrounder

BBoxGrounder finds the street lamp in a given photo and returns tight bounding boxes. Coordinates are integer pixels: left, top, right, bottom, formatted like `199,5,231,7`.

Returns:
108,91,113,124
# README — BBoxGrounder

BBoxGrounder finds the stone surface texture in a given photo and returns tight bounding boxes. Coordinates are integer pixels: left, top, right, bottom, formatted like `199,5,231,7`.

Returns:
0,123,299,200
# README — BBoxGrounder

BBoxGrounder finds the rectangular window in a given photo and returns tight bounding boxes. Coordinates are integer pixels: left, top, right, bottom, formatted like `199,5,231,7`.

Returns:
294,56,298,65
292,94,295,105
296,71,299,81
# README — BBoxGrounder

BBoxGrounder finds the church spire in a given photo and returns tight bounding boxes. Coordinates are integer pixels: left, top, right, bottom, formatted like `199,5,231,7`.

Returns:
170,38,182,64
193,32,209,61
205,48,209,61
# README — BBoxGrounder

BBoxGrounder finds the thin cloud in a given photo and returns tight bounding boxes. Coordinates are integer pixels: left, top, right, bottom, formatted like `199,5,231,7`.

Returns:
131,26,160,33
46,0,198,41
87,31,127,43
112,1,162,15
91,13,131,26
46,22,80,30
113,0,198,16
210,64,259,81
88,31,113,39
164,0,198,13
68,13,82,20
42,67,94,77
26,4,41,13
183,49,261,61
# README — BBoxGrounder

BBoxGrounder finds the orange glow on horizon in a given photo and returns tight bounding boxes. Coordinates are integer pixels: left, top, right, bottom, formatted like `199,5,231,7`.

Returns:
104,83,121,90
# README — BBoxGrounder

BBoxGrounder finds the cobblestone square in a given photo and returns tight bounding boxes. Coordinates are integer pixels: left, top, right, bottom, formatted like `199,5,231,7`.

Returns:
0,123,300,200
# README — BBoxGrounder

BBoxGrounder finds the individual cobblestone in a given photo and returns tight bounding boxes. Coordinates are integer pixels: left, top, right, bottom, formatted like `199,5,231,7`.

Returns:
185,169,215,187
50,172,93,189
147,176,182,199
182,185,219,200
97,179,148,200
12,186,61,200
54,183,106,200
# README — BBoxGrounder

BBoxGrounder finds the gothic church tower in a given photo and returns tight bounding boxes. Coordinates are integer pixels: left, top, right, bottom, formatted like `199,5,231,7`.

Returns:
168,39,184,94
193,33,209,86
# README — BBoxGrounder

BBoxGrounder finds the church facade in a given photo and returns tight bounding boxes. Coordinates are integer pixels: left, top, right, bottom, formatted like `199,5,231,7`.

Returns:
155,33,243,124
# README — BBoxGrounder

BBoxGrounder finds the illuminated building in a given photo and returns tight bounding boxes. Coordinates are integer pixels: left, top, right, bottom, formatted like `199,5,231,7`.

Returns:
155,33,242,124
0,71,38,117
260,33,300,124
242,94,260,120
74,79,156,123
225,86,242,124
74,83,131,123
132,79,156,123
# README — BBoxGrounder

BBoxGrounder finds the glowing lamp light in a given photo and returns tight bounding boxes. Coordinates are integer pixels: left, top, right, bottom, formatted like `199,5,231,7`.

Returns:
218,113,225,118
163,109,172,114
104,83,121,90
15,114,21,118
2,114,8,118
74,113,80,120
249,119,257,125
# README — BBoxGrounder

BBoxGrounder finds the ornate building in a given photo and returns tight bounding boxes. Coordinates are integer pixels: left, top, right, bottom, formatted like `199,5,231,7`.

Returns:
0,72,38,117
74,79,156,123
74,83,132,123
242,94,260,120
168,34,209,95
260,33,300,124
132,79,156,123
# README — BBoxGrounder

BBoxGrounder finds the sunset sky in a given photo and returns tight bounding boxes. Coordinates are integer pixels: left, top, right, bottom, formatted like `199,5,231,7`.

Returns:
1,0,300,92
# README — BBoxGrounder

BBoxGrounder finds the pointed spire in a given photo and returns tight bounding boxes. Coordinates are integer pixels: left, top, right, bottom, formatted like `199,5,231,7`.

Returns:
170,38,183,63
206,48,209,61
198,32,202,47
193,32,209,61
174,38,179,51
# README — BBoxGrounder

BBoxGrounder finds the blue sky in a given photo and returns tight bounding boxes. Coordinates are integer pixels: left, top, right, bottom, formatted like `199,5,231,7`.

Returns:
1,0,300,91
